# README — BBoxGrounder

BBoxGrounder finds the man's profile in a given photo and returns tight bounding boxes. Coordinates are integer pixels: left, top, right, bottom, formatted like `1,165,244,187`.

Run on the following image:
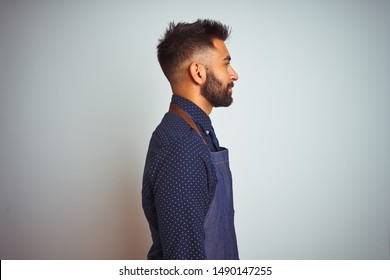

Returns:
142,19,239,260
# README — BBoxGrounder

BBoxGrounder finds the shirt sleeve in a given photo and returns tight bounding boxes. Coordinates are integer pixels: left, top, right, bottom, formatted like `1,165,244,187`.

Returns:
153,139,210,259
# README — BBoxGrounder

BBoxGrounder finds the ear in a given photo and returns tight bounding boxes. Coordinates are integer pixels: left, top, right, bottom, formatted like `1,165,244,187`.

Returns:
189,62,206,85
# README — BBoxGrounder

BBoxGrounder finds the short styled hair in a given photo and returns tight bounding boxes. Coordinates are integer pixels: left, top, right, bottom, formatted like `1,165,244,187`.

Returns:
157,19,231,82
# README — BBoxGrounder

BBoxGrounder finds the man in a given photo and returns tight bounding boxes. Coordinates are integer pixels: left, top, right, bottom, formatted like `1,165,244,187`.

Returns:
142,19,239,260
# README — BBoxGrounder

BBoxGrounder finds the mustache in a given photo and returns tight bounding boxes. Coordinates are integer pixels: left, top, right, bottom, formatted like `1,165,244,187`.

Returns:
228,82,234,88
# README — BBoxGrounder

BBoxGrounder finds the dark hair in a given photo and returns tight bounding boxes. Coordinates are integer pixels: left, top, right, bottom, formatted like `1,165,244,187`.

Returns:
157,19,231,82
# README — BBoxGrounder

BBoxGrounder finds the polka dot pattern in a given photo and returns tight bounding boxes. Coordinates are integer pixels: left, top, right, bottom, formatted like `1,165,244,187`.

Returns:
142,95,218,260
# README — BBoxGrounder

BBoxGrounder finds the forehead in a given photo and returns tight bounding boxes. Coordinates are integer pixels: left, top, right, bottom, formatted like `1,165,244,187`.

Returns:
211,38,230,59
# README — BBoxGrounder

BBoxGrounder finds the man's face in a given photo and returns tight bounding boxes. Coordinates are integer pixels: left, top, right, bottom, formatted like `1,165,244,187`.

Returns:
202,70,233,107
201,39,238,107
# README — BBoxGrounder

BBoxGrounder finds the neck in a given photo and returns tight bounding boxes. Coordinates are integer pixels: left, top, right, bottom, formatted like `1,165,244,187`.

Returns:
172,87,213,115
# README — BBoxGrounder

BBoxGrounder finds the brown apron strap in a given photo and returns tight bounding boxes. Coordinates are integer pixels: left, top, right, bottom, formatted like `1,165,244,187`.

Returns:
169,104,208,146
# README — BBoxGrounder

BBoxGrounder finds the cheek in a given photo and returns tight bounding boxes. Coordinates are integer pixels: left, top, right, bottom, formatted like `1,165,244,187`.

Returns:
217,69,230,83
210,67,229,85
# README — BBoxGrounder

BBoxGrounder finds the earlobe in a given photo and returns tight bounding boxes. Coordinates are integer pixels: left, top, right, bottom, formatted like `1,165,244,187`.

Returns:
189,62,205,85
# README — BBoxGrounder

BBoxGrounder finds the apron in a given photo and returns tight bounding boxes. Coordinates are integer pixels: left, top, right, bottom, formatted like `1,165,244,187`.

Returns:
169,104,239,260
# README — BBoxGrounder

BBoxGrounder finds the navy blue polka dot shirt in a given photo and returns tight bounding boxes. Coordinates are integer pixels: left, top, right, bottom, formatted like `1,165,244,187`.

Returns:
142,95,220,259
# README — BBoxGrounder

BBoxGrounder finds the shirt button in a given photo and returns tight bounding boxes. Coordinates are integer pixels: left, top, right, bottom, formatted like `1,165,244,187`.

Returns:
206,130,210,135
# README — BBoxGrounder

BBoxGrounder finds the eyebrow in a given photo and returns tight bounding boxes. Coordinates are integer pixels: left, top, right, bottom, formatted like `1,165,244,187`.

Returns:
223,55,231,62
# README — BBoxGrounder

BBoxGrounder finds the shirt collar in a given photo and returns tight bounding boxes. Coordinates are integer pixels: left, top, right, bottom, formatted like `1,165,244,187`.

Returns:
171,95,213,133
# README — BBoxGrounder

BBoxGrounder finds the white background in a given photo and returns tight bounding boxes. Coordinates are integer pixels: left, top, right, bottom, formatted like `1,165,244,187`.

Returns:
0,0,389,259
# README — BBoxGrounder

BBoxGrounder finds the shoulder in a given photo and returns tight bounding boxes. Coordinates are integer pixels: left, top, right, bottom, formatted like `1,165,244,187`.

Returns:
145,112,218,183
151,112,207,157
143,112,218,202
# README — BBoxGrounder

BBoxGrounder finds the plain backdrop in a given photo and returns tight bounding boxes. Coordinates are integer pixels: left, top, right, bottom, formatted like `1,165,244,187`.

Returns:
0,0,389,259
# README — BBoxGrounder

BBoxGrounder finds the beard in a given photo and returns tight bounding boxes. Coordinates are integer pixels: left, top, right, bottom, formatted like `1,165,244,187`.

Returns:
201,70,234,108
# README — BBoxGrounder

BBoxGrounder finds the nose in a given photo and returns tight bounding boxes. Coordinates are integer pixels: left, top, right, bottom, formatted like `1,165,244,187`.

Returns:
230,66,239,81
